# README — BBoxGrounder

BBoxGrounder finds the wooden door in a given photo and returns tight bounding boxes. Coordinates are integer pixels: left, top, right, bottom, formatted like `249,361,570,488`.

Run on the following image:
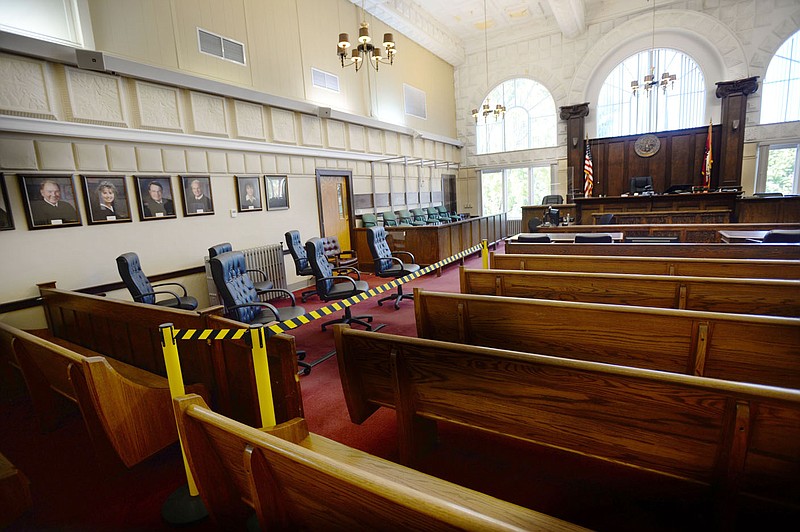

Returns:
318,174,352,249
443,174,457,213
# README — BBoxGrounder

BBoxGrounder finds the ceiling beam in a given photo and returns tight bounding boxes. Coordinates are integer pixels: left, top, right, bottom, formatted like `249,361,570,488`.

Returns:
545,0,586,39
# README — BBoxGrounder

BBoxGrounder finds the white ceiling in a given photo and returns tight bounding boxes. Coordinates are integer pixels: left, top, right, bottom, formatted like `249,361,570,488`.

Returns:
350,0,660,65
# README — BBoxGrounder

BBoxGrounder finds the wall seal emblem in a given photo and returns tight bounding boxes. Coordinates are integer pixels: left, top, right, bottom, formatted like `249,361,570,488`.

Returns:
634,134,661,157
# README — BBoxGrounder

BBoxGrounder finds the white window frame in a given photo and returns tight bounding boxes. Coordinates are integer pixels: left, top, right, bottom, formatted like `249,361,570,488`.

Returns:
760,30,800,125
755,143,800,195
480,164,557,219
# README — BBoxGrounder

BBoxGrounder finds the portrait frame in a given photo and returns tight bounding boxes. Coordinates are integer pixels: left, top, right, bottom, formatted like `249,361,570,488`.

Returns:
18,174,83,230
80,175,133,225
134,176,177,221
180,176,215,217
265,175,289,211
235,175,263,212
0,173,14,231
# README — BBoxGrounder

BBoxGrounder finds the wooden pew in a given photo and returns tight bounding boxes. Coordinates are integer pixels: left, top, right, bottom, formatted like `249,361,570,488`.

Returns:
413,289,800,389
173,393,583,532
504,241,800,259
460,267,800,317
491,253,800,280
36,283,302,427
0,452,32,528
334,325,800,523
1,322,207,472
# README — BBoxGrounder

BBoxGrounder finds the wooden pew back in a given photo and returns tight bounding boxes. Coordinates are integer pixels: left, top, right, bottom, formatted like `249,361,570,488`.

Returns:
174,394,583,531
460,267,800,317
2,322,203,471
37,284,302,426
334,326,800,517
504,242,800,259
414,289,800,389
492,253,800,280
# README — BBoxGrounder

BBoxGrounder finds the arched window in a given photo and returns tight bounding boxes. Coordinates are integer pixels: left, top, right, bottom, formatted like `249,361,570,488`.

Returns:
761,30,800,124
475,78,557,155
597,48,705,137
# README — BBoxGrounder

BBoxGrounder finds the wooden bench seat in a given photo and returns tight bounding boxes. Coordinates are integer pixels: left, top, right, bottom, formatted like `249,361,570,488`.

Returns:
173,394,584,531
0,452,32,528
504,241,800,259
460,267,800,317
413,289,800,389
1,322,208,471
491,253,800,280
334,325,800,524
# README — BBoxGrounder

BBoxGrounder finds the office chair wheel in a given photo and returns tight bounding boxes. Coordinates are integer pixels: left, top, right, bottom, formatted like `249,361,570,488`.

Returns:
298,361,312,376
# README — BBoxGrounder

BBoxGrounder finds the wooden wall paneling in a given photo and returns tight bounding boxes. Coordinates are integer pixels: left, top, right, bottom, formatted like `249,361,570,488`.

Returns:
607,141,626,196
670,133,696,187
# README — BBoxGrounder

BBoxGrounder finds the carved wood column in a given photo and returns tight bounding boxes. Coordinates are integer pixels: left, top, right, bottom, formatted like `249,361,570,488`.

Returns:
715,77,759,188
559,103,590,198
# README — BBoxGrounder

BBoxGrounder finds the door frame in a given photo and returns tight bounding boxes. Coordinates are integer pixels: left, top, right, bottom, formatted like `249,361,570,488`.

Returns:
315,168,356,239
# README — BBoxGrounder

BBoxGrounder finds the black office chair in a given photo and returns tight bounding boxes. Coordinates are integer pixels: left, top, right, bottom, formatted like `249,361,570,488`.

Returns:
116,252,198,310
574,233,614,243
366,226,421,310
285,230,318,303
208,243,275,296
762,229,800,243
210,250,310,374
517,234,551,243
527,217,542,231
542,195,563,205
598,213,615,225
305,238,373,331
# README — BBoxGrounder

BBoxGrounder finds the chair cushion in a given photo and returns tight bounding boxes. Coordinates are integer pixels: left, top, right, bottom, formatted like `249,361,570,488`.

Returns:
380,262,420,277
156,296,199,310
328,279,370,298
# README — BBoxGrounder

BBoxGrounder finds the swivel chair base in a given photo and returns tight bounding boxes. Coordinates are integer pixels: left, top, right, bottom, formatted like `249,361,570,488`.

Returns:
377,284,414,310
300,288,318,303
320,306,372,331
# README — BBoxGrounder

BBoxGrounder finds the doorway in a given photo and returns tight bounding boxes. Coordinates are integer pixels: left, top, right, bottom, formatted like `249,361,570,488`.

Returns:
442,173,457,213
315,170,354,249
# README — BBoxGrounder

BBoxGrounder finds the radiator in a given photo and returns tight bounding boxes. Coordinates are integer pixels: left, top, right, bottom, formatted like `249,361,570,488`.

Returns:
507,218,522,236
206,243,288,306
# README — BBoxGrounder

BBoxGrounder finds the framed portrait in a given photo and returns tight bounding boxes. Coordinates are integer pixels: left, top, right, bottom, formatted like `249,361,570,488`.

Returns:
80,176,132,225
235,175,263,212
134,176,177,220
0,173,14,231
265,175,289,211
18,175,82,230
180,176,215,216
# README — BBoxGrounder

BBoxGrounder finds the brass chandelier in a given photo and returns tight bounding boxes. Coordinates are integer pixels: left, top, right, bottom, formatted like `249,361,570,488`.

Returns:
337,1,396,72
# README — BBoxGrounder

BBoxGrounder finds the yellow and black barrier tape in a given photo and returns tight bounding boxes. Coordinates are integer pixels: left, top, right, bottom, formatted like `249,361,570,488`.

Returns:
171,242,485,340
265,242,484,335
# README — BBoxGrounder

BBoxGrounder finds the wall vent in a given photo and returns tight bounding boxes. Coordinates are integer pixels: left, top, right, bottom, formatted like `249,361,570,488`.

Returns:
197,28,246,65
311,68,340,92
403,83,427,119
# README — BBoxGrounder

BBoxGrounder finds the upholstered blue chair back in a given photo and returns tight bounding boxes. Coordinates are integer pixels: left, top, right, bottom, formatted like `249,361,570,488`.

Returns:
305,238,335,295
116,252,155,304
210,251,260,323
366,227,394,274
208,242,233,259
285,230,310,273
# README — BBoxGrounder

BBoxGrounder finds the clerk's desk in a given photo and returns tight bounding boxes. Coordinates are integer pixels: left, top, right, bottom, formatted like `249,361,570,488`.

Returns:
574,191,740,224
510,232,624,243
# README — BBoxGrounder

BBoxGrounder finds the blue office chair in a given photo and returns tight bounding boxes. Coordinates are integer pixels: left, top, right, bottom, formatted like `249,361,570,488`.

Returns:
117,252,198,310
208,242,275,296
285,230,318,303
366,226,421,310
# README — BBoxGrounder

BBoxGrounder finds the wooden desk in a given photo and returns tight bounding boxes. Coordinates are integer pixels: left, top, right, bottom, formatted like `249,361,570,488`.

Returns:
718,230,768,243
735,195,800,223
544,222,800,243
574,192,740,224
592,209,731,225
521,204,577,231
512,232,624,243
352,213,507,272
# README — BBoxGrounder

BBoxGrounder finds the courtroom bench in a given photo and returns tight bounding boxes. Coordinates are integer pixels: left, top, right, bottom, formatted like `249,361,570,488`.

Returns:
0,452,32,528
538,222,800,243
459,267,800,317
504,241,800,259
36,282,303,427
591,209,731,225
334,325,800,526
0,322,207,472
490,252,800,280
413,289,800,389
173,394,584,532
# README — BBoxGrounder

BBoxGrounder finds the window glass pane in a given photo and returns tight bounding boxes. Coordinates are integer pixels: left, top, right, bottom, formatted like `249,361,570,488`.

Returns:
597,48,705,136
476,78,557,154
481,171,503,215
531,166,551,204
505,168,529,220
761,30,800,124
765,146,798,194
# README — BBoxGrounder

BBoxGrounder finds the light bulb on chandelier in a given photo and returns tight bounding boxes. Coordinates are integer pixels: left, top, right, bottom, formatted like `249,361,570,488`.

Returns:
336,1,396,72
630,0,676,97
471,0,505,123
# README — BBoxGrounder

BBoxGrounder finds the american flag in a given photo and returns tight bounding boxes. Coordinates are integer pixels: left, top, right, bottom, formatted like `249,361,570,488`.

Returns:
583,141,594,197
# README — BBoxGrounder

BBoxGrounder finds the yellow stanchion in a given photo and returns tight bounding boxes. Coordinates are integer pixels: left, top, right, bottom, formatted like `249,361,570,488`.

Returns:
159,323,207,524
481,239,489,269
249,324,276,428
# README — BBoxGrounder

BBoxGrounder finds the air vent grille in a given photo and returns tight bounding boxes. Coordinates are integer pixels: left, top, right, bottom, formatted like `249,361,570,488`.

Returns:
198,28,245,65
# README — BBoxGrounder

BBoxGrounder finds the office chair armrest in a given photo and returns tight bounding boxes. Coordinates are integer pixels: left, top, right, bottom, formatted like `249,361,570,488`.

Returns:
226,302,282,321
246,268,269,282
257,288,297,306
391,250,416,264
316,275,359,292
135,289,183,306
373,256,404,272
152,282,188,297
339,249,357,258
332,267,361,280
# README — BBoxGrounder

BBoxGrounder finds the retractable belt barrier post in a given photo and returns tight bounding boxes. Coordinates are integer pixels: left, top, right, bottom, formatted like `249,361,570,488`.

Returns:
481,239,489,269
249,324,276,428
